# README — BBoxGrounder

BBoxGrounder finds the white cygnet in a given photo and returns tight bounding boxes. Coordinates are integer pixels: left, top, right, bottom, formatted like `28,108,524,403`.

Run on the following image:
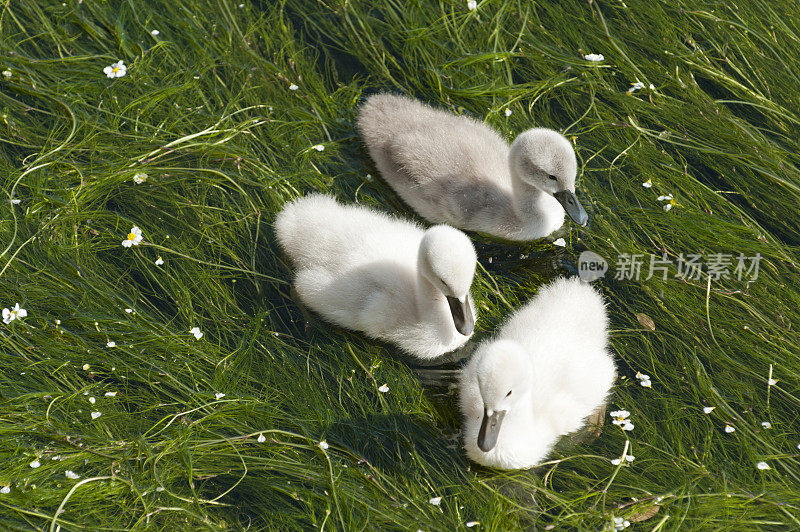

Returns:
459,277,615,469
275,194,478,360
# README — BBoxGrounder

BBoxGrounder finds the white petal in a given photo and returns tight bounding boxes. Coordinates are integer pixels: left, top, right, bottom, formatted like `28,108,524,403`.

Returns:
257,433,266,443
30,460,41,468
107,341,116,347
0,486,9,494
584,53,604,61
105,391,117,397
504,108,512,117
625,455,635,462
378,384,389,393
663,203,673,212
215,392,226,400
768,378,778,386
318,440,329,449
466,522,479,528
288,84,298,90
622,422,634,431
429,496,442,505
610,458,621,465
65,470,80,479
151,30,160,36
761,421,772,429
89,397,96,404
702,406,715,414
155,257,164,265
553,238,566,247
642,181,652,188
724,425,735,433
91,411,102,419
313,144,325,151
756,461,770,470
640,379,652,387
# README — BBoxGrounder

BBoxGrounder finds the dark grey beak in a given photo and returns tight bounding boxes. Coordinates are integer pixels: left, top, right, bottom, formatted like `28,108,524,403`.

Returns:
477,408,506,452
553,189,589,227
446,295,475,336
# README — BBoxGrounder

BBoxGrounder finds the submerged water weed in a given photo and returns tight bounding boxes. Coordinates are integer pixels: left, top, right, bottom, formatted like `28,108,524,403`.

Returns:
1,0,799,529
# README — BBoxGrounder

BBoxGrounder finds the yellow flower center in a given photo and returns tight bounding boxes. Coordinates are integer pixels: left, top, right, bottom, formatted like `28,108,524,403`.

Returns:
127,232,136,240
112,67,120,73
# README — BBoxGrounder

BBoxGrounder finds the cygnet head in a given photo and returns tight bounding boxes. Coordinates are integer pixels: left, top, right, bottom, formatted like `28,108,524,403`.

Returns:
474,339,532,452
418,225,477,336
509,128,588,226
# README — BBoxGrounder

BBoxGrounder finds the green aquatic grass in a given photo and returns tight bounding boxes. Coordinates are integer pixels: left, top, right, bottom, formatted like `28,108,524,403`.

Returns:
1,0,799,529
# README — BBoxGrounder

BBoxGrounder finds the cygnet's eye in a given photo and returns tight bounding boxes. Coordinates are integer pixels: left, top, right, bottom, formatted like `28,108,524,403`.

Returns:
505,390,513,397
548,174,558,181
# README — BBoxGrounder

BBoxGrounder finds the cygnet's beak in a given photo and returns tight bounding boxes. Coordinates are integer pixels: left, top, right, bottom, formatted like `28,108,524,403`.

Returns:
553,189,589,227
477,407,506,452
446,294,474,336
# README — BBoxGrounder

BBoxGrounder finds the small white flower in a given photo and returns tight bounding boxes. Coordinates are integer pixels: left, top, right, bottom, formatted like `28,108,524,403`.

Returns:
215,392,226,400
318,440,329,450
190,327,203,340
627,81,645,93
107,341,116,347
761,421,772,429
378,384,389,393
768,378,778,386
125,308,133,313
0,486,9,494
313,144,325,151
122,226,143,247
133,172,147,184
65,470,80,480
467,0,477,10
640,379,652,388
702,406,715,414
466,522,479,528
104,391,117,397
626,455,635,462
151,30,160,36
553,238,566,247
657,194,676,212
642,179,652,188
30,460,41,468
257,433,266,443
584,53,604,62
89,397,96,404
504,108,512,117
2,303,28,324
724,424,735,433
635,372,649,381
155,256,164,266
610,410,631,426
2,70,11,79
103,60,127,78
613,516,631,530
610,458,621,465
11,198,21,204
82,364,90,371
429,496,442,505
91,411,102,419
288,83,298,91
756,461,770,470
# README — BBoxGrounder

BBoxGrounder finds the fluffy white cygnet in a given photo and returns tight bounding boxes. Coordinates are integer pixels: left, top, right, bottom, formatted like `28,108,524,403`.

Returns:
275,194,478,360
459,277,615,469
357,93,588,241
